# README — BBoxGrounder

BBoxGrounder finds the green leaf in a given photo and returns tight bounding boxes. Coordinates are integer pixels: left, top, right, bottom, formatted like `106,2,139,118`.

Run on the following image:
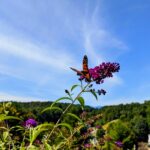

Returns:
50,97,72,108
26,145,39,150
41,97,72,113
0,114,21,121
2,131,8,141
71,84,79,91
56,123,73,134
76,97,85,109
44,142,52,150
66,113,83,123
90,90,98,100
42,106,63,113
30,123,53,144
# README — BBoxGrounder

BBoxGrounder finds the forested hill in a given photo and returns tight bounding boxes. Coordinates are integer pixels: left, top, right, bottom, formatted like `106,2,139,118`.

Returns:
1,100,150,143
0,100,150,125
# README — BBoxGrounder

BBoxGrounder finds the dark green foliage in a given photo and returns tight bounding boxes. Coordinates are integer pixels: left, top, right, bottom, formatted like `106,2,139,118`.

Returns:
131,117,148,142
0,100,150,146
96,128,105,138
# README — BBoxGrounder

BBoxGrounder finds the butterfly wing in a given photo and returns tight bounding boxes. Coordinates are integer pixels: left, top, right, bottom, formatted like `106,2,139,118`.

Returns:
70,55,91,82
70,67,83,76
82,55,89,73
82,55,91,81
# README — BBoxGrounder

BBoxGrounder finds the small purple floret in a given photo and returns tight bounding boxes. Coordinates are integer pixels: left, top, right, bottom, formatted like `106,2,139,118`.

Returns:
115,141,123,147
89,62,120,84
24,118,37,128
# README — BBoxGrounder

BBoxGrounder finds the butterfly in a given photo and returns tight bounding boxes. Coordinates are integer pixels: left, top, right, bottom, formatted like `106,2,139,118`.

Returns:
70,55,91,82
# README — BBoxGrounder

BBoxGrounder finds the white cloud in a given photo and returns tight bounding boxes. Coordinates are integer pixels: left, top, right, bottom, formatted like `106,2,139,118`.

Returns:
103,75,123,88
0,1,128,105
0,34,76,71
81,1,128,66
0,92,46,102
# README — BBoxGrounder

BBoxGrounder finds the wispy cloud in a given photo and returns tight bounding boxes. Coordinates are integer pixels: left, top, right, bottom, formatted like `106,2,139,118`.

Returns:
0,0,128,105
0,92,46,102
80,1,128,63
0,34,76,71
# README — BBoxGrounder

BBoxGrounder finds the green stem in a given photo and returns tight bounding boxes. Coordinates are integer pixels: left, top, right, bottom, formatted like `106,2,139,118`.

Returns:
48,82,90,139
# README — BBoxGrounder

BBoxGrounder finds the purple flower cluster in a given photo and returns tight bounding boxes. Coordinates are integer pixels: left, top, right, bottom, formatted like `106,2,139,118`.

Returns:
115,141,123,148
24,118,37,128
89,62,120,84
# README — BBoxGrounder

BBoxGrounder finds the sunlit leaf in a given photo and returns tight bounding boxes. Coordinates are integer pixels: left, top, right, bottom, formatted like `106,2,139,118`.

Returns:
3,131,8,141
90,90,98,100
76,97,85,109
66,113,83,123
26,145,39,150
0,114,21,121
56,123,72,134
71,84,79,91
30,123,53,144
42,106,63,113
44,142,53,150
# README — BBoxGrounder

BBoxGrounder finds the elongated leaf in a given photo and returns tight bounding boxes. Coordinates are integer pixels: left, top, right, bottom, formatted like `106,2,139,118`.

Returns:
0,114,21,121
3,131,8,141
30,123,53,144
42,97,72,113
44,142,52,150
42,106,63,113
10,125,25,132
52,97,72,107
90,90,98,100
76,97,85,108
71,84,79,91
66,113,82,123
19,146,25,150
56,123,72,133
0,127,8,132
26,145,39,150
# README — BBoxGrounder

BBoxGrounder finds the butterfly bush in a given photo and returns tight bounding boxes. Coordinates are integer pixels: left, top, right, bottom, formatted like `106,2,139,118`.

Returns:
79,62,120,83
0,55,122,149
89,62,120,83
79,62,120,96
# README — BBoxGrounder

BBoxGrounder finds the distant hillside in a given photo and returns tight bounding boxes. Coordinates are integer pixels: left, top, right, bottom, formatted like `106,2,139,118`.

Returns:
0,100,150,144
0,100,150,124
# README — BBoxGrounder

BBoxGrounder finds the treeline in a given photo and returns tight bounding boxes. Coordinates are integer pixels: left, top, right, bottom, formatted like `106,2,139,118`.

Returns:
0,100,150,143
0,101,94,124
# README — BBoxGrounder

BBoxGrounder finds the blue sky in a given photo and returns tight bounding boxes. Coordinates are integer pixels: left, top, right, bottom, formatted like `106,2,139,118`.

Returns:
0,0,150,106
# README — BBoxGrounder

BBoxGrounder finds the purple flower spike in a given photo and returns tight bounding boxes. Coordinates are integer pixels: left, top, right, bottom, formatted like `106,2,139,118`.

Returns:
24,118,37,128
115,141,123,148
89,62,120,84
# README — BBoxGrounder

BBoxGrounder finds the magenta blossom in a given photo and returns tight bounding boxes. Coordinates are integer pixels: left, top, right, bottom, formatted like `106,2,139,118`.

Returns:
89,62,120,84
78,62,120,84
24,118,37,128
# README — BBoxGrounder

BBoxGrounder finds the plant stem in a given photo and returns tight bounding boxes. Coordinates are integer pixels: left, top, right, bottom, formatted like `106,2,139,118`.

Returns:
48,82,90,139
